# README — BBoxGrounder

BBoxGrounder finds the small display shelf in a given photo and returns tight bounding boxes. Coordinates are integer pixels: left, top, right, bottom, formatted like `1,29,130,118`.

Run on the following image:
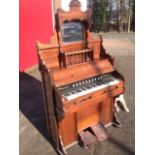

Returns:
61,49,93,67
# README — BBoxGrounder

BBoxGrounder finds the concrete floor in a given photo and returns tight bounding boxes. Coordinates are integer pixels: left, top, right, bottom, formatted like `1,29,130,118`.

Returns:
19,33,135,155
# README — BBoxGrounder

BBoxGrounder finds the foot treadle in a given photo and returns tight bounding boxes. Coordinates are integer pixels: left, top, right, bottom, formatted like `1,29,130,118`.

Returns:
79,131,98,148
78,123,109,148
90,124,109,141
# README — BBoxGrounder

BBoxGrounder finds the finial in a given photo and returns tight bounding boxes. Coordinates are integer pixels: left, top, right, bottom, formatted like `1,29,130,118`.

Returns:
69,0,81,8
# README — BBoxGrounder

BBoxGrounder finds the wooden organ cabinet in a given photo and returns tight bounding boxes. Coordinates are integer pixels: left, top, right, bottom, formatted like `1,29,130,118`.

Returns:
36,0,128,154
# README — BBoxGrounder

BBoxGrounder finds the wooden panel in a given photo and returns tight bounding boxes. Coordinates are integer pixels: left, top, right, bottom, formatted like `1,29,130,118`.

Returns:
52,59,114,87
77,102,102,131
60,42,86,52
41,71,59,148
59,112,77,146
38,48,60,69
39,49,58,59
102,98,113,124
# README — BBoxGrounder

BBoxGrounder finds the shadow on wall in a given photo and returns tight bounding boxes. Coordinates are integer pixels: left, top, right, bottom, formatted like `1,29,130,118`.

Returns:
19,72,49,142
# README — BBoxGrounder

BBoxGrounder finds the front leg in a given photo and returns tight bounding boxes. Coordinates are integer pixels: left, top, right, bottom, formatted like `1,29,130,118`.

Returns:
117,94,129,113
114,98,120,112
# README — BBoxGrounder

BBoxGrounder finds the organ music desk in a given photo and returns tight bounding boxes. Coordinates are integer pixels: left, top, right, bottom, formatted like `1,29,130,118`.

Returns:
36,0,127,154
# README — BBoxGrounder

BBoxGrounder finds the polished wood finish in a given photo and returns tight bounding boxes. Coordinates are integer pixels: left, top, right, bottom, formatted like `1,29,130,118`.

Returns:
36,0,125,154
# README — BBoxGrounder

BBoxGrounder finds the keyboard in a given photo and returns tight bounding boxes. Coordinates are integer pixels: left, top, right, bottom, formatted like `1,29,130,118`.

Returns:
59,74,120,101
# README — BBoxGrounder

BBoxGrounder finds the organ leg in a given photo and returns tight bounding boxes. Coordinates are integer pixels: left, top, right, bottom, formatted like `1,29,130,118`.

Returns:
114,94,129,113
114,98,121,112
112,111,121,127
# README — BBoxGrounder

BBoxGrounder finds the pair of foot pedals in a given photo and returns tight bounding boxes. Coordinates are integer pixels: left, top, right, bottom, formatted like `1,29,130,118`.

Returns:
78,124,109,149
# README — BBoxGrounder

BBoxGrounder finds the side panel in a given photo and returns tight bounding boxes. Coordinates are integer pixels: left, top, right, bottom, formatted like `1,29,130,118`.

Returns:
59,112,78,146
41,71,59,148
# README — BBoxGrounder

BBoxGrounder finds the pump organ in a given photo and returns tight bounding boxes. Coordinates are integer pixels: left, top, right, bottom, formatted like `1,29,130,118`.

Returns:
37,0,127,154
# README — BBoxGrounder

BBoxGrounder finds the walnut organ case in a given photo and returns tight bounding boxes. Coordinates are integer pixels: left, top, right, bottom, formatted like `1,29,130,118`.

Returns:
36,0,127,154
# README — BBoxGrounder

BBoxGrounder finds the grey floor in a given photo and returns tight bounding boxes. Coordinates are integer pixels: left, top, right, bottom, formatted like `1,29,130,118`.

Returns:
19,33,135,155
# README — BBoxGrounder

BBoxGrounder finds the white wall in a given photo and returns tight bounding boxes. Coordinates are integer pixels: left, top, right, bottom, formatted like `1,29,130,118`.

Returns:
61,0,87,11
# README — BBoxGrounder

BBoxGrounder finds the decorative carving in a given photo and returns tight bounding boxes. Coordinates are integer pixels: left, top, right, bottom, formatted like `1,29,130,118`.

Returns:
58,31,63,45
50,30,58,46
53,0,62,14
69,0,81,8
87,30,93,40
57,0,92,30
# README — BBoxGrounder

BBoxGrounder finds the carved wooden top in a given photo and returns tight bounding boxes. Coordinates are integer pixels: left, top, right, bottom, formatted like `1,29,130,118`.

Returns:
57,0,91,29
69,0,81,8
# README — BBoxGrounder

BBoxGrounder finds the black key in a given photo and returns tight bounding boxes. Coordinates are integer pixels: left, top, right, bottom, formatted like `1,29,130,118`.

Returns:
75,89,82,93
81,87,87,90
80,87,86,91
63,93,71,97
101,81,106,84
71,91,76,94
86,85,93,89
92,84,97,87
90,84,96,87
96,82,102,86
